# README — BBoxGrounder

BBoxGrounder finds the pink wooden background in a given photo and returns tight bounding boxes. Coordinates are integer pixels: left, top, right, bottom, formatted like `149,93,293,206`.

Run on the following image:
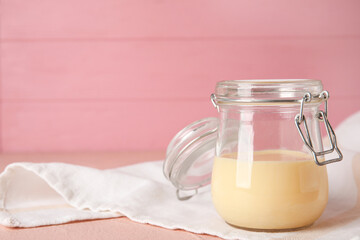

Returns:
0,0,359,152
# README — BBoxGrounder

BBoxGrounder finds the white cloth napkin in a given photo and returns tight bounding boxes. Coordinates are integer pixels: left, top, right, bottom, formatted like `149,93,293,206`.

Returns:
0,112,360,240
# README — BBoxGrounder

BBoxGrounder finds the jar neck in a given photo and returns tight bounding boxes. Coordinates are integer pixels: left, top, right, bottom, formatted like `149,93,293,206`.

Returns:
217,103,321,112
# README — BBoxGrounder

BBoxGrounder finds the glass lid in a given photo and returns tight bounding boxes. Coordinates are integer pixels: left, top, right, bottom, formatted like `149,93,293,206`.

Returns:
163,117,218,192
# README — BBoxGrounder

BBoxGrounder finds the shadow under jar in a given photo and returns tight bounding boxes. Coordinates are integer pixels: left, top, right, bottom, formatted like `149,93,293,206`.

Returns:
164,79,343,231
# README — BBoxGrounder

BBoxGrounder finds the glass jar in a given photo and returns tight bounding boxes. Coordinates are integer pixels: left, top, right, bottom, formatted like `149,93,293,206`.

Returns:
164,79,343,231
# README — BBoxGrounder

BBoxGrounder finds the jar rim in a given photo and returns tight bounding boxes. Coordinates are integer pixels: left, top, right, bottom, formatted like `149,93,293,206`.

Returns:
214,79,323,105
218,79,321,85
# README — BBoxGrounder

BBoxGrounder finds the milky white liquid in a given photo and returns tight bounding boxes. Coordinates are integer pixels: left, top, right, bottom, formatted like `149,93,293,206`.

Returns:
211,150,328,230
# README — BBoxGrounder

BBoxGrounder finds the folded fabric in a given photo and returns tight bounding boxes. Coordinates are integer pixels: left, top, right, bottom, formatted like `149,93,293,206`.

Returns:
0,111,359,240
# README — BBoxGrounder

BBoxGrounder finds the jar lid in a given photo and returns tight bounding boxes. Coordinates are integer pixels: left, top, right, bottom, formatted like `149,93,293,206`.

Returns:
163,117,218,192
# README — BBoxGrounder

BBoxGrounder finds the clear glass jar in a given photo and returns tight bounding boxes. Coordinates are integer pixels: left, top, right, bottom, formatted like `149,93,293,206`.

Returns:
164,79,342,231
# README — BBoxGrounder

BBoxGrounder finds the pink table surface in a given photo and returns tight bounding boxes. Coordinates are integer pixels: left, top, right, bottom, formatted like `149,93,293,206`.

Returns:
0,152,221,240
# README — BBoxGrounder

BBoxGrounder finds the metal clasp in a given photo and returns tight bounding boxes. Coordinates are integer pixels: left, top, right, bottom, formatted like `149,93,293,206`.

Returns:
294,91,343,166
210,94,219,112
176,189,198,201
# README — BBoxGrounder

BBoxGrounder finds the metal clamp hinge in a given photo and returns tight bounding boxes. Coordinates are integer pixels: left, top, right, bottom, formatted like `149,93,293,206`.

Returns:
210,93,219,112
294,91,343,166
176,189,198,201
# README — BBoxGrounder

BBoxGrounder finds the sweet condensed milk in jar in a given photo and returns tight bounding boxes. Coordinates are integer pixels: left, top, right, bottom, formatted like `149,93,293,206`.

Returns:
164,80,343,231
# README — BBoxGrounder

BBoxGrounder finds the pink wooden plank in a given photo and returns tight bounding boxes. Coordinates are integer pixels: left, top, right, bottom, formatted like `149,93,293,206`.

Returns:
2,38,360,101
1,100,217,152
328,97,360,125
1,0,360,39
2,97,358,152
0,217,221,240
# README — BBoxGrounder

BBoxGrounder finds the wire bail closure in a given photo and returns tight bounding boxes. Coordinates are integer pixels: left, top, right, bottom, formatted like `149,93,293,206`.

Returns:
294,91,343,166
210,93,219,112
176,189,198,201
